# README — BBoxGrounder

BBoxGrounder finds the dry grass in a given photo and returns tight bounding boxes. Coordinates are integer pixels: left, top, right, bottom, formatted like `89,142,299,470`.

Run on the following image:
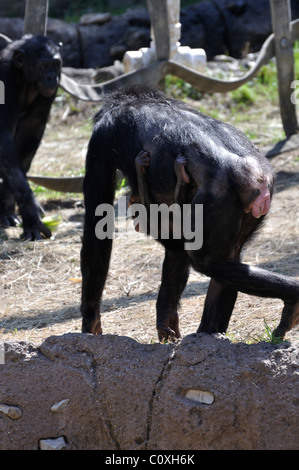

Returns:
0,95,298,346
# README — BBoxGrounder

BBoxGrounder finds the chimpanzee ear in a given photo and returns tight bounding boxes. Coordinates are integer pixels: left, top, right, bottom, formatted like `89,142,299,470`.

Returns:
13,49,25,68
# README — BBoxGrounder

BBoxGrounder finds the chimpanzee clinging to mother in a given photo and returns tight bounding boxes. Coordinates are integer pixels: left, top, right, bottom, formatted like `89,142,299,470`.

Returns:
0,34,62,240
80,85,299,342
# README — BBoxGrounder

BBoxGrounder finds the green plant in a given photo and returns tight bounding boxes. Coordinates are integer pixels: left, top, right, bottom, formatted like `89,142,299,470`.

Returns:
165,75,202,100
230,83,256,108
226,320,288,345
248,319,287,344
30,183,82,200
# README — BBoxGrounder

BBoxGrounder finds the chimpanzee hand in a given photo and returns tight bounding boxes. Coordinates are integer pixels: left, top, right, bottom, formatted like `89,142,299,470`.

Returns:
21,220,52,241
0,212,20,228
135,150,150,173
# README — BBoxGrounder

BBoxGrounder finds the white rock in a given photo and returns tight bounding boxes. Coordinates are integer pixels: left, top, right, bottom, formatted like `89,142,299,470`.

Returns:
39,437,67,450
51,399,70,413
0,404,22,419
185,389,215,405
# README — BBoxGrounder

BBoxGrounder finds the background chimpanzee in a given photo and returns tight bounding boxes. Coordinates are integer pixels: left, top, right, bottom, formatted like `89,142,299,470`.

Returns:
0,34,62,240
80,85,299,342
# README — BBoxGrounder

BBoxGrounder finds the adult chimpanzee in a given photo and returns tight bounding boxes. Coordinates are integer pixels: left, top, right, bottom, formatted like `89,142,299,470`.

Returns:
0,34,62,240
80,85,299,342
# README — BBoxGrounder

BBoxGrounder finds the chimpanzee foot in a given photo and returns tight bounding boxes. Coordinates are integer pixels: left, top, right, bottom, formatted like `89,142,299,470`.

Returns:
157,326,180,343
0,213,20,228
82,316,103,335
92,320,103,335
157,313,181,343
273,299,299,339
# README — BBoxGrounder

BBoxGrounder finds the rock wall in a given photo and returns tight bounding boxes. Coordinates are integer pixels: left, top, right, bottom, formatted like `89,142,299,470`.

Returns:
0,333,298,450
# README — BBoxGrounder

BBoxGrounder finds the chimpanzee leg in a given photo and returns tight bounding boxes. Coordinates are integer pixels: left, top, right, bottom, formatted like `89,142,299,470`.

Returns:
80,146,116,334
198,280,238,334
15,95,54,174
198,214,262,334
134,151,191,341
135,150,151,207
156,248,190,342
189,192,299,339
174,155,190,204
81,227,113,334
273,299,299,338
206,260,299,338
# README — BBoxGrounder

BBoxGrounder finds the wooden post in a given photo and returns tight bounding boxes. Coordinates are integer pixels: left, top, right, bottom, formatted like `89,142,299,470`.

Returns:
270,0,298,136
24,0,49,36
146,0,170,61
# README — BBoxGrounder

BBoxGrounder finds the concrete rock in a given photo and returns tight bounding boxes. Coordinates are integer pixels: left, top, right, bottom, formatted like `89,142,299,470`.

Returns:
148,334,299,450
0,333,298,450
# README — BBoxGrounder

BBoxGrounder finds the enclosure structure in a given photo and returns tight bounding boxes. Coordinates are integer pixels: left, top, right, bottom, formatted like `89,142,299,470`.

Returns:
23,0,298,132
21,0,299,192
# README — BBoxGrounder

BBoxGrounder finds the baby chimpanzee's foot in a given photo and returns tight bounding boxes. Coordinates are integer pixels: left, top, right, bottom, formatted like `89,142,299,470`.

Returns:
273,299,299,339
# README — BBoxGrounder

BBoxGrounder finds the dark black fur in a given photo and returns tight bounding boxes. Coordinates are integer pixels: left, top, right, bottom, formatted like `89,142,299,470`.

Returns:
0,35,62,240
81,85,299,341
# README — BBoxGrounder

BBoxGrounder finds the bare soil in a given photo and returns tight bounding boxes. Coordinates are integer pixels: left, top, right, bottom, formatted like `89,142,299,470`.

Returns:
0,93,298,345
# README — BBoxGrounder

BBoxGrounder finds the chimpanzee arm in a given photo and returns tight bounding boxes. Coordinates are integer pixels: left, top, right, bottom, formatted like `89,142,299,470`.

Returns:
135,152,191,207
156,248,190,341
0,129,51,240
174,155,190,204
134,150,151,207
15,94,54,173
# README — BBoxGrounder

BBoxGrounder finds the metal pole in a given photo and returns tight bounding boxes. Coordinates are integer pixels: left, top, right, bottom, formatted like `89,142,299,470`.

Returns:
24,0,49,36
270,0,298,136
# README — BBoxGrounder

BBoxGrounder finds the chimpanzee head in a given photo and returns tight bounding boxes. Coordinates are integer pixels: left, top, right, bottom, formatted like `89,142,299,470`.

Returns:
12,35,62,97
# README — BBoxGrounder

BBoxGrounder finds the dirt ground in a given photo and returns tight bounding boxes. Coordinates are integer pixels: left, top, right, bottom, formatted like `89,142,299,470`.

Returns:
0,94,298,345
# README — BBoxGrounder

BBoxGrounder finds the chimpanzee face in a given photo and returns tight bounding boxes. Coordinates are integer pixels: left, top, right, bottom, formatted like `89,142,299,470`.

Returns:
13,36,62,98
37,54,62,97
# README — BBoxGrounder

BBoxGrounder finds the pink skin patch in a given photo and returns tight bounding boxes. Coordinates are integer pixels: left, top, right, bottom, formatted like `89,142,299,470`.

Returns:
250,186,271,218
239,157,272,218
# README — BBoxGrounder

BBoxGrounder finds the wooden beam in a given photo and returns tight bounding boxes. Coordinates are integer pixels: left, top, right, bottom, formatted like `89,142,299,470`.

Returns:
59,60,167,102
24,0,49,36
270,0,299,136
146,0,170,60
